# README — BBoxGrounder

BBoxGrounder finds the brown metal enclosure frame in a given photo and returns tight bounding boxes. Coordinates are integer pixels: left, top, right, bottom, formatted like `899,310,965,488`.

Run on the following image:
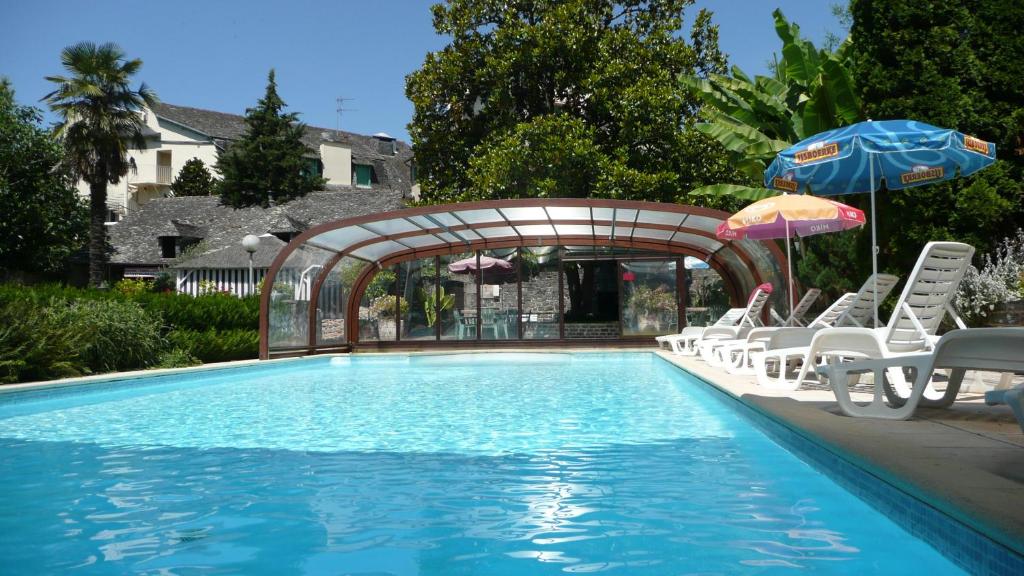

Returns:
259,199,790,359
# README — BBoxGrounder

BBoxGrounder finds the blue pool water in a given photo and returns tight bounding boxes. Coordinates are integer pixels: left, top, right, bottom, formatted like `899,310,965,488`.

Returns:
0,353,965,575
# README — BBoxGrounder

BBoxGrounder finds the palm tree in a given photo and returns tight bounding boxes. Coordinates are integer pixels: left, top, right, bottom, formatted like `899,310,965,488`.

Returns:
43,42,157,286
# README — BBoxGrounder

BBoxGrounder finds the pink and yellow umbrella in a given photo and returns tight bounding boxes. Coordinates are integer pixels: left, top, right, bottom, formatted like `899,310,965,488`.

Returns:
716,194,866,317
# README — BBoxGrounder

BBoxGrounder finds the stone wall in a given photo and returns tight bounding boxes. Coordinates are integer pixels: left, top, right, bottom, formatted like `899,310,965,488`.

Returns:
564,321,620,339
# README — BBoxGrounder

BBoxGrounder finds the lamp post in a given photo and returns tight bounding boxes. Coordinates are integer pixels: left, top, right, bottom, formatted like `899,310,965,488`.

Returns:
242,234,260,296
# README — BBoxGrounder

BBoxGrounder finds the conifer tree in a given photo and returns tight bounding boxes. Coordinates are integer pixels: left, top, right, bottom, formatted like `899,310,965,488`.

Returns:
217,70,324,207
171,157,215,196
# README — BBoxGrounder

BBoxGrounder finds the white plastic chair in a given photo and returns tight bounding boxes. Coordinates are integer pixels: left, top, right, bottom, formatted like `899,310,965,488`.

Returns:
752,242,973,391
656,307,745,355
692,287,773,360
715,292,858,374
702,288,821,367
769,288,822,327
816,328,1024,420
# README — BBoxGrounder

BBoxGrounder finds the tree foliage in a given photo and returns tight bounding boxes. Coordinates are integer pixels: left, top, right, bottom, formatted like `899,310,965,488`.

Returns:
683,9,862,201
406,0,742,204
43,42,157,286
850,0,1024,274
216,70,324,208
171,157,215,196
0,80,87,275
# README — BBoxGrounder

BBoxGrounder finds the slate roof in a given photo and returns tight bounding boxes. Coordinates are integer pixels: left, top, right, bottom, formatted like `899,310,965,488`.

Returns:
108,189,405,268
151,102,414,195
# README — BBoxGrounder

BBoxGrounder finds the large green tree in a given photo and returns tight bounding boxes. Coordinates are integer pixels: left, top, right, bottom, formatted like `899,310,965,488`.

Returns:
0,80,87,276
44,42,157,287
406,0,741,204
681,9,868,295
850,0,1024,273
216,70,324,208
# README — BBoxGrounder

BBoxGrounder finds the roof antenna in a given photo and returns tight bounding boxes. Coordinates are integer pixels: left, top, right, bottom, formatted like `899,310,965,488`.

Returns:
335,96,357,136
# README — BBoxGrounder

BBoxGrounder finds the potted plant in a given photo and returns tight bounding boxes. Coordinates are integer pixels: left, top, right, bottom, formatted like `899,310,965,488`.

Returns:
626,284,676,331
370,295,408,340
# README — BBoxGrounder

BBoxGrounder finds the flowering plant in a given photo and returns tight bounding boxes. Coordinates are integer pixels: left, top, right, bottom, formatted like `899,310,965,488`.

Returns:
955,229,1024,326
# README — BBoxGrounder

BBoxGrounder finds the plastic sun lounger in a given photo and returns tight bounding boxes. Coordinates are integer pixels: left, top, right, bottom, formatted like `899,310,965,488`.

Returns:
700,288,820,367
751,242,975,392
769,288,822,327
655,307,745,354
713,292,858,375
815,328,1024,420
659,282,770,354
689,285,773,359
714,272,898,374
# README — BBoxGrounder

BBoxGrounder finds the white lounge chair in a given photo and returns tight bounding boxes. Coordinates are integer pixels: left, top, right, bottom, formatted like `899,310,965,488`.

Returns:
655,307,745,354
713,273,898,373
659,284,772,355
701,287,819,366
753,241,973,391
714,292,857,374
816,328,1024,420
770,288,822,327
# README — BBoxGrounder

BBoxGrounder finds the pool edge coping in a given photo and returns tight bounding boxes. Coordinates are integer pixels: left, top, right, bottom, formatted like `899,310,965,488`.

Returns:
653,350,1024,574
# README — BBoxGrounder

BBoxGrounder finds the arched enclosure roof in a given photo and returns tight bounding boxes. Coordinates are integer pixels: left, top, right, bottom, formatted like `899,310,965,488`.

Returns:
259,199,789,358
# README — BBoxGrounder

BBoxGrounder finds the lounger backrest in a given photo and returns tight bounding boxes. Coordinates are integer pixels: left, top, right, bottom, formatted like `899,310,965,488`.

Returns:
714,308,747,326
808,292,857,328
837,273,900,327
931,328,1024,373
791,288,821,323
885,241,975,352
740,288,771,327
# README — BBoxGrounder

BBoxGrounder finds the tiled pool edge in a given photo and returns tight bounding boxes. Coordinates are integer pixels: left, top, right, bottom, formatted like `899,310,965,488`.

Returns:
655,354,1024,576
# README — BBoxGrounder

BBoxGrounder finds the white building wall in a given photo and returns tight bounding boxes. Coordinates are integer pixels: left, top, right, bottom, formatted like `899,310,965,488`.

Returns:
319,142,352,186
76,108,221,220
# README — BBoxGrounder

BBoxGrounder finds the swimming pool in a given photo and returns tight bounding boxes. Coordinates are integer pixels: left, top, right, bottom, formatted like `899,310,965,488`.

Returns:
0,352,966,574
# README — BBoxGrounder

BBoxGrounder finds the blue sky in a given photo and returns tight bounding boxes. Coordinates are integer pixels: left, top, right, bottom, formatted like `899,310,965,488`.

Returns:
0,1,842,142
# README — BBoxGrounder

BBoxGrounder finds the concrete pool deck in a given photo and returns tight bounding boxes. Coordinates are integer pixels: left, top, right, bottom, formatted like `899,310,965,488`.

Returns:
654,349,1024,559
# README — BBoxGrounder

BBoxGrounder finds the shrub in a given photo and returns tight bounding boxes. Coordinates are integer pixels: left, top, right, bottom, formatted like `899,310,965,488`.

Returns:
154,348,201,369
47,299,165,373
0,299,85,383
167,328,258,363
113,278,149,298
956,229,1024,326
131,292,258,331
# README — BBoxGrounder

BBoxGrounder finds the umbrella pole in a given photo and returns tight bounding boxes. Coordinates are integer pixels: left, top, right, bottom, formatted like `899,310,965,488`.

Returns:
786,220,794,326
870,157,879,329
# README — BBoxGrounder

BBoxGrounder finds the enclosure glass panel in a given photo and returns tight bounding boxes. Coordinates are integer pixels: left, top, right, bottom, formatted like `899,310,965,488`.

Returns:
359,266,399,342
520,247,561,340
315,256,363,346
398,257,438,341
440,252,478,340
268,244,335,351
479,249,517,341
620,260,678,337
564,258,620,339
685,266,731,327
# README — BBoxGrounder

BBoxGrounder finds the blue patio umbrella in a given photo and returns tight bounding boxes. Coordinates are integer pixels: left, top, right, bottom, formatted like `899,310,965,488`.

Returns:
764,119,997,326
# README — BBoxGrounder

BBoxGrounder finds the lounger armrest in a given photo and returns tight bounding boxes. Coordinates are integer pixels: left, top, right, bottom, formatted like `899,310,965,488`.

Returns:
816,353,933,380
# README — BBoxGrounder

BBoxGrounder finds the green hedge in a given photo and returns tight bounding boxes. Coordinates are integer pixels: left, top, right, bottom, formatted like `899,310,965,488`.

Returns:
167,329,259,364
0,283,260,383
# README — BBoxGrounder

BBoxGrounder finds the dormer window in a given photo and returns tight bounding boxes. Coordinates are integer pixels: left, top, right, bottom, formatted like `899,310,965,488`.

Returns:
160,237,177,258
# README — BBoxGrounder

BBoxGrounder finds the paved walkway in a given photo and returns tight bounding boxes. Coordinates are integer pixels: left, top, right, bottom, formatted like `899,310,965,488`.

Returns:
654,349,1024,558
